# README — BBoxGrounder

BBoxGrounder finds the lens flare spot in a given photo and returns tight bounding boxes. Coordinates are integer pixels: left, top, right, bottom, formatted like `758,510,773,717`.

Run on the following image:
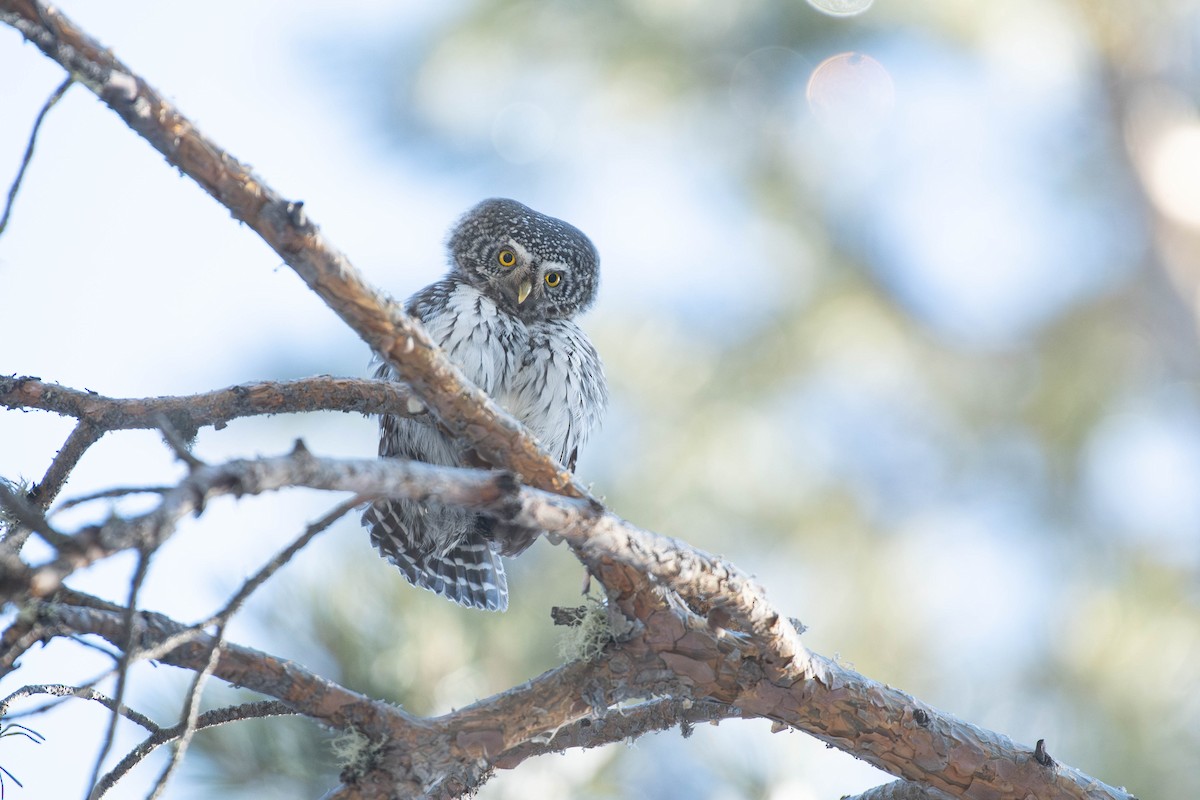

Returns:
806,52,895,134
806,0,874,17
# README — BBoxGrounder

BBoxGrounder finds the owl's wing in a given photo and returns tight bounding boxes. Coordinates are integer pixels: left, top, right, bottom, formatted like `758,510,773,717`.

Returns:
405,278,459,320
363,278,511,611
557,326,609,468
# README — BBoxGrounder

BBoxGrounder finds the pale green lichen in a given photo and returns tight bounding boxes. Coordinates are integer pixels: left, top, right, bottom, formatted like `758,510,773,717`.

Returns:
331,727,385,778
0,477,32,533
556,598,614,662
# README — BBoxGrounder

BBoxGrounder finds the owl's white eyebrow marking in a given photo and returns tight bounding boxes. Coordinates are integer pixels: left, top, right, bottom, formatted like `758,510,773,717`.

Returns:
540,260,569,274
506,239,533,263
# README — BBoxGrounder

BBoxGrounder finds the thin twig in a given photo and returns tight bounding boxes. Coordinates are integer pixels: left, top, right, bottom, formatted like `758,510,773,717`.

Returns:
90,701,297,798
0,617,45,677
0,684,158,732
147,633,224,799
85,547,154,800
143,497,357,798
0,75,72,237
154,415,204,470
130,496,361,667
209,496,361,624
64,635,123,665
54,486,171,512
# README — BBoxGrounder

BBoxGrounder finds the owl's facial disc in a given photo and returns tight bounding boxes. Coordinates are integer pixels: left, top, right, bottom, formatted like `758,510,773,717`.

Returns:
447,198,599,320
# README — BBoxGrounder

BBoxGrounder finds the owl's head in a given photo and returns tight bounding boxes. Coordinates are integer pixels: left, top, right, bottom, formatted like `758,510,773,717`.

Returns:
447,198,599,321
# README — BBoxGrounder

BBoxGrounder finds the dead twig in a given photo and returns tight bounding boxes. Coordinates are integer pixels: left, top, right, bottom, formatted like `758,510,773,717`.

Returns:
0,75,72,237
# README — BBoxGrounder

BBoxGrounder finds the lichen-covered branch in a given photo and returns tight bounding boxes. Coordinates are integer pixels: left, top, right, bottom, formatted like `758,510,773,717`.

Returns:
0,683,158,732
489,698,740,770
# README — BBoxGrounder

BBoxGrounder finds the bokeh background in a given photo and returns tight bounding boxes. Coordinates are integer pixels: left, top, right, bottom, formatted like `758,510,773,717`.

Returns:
2,1,1199,797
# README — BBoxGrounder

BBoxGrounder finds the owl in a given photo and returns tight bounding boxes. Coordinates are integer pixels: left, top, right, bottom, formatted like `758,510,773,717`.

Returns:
362,198,608,611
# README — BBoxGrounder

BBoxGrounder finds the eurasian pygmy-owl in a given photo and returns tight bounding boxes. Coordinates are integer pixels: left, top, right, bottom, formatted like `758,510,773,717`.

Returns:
362,198,608,611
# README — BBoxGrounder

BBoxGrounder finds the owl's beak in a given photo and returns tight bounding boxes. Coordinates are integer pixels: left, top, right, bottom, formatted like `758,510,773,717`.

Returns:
516,279,533,305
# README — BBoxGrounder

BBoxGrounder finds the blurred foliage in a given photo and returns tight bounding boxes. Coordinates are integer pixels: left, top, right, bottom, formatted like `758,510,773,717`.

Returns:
174,1,1200,798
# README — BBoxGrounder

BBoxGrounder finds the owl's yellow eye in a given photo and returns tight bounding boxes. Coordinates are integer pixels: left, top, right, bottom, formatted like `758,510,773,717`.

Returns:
498,249,516,268
544,272,562,288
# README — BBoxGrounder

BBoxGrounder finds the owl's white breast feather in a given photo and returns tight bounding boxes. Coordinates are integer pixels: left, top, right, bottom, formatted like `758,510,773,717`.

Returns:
416,281,607,466
420,282,523,397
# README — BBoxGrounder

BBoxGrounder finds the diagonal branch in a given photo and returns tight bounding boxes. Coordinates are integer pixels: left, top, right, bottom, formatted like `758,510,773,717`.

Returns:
29,420,102,510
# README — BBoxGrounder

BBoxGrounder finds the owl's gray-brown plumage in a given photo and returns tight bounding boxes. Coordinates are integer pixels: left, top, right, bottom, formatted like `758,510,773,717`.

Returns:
362,198,607,611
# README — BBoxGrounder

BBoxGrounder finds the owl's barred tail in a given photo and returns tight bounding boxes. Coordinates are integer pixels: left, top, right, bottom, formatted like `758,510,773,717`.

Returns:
395,540,509,612
363,506,509,611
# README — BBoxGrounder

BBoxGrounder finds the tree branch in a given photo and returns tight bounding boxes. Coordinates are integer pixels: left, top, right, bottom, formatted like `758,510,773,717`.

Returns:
0,375,427,439
11,451,1135,799
38,602,417,738
489,698,740,770
0,374,424,519
29,420,103,510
